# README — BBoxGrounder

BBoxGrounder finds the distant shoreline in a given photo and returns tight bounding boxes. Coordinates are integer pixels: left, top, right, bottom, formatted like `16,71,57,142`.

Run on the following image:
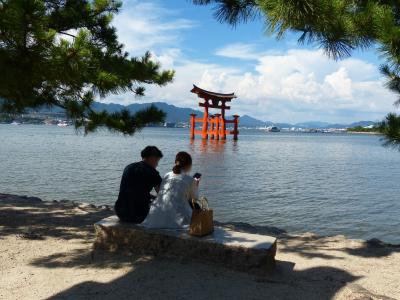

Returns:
0,123,384,134
346,131,382,135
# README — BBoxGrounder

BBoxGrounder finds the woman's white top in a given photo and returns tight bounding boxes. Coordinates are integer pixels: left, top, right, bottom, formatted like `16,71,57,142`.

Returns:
142,171,198,229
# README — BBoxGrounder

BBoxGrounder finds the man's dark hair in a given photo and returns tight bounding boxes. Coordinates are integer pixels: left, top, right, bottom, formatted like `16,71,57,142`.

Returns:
141,146,163,159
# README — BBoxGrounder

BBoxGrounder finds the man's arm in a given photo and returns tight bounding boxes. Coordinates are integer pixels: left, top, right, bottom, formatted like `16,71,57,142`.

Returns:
153,172,162,194
154,185,160,194
148,185,160,201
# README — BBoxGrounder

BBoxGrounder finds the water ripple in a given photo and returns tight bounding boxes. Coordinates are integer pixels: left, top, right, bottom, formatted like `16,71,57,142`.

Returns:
1,125,400,243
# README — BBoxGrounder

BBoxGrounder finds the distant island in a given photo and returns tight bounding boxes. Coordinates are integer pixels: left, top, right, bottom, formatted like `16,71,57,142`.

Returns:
346,125,381,134
0,101,378,131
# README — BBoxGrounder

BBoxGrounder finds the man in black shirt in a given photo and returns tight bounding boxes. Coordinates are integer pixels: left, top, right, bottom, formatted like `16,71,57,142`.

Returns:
115,146,163,223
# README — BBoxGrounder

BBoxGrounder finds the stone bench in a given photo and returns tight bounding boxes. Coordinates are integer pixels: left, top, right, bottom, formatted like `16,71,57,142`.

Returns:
94,216,277,271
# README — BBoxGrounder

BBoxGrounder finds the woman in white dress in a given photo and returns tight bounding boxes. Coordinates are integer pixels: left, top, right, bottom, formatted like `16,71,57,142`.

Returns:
142,151,199,229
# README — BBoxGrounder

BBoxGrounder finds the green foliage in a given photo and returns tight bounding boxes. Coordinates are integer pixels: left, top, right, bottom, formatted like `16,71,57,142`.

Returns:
193,0,259,25
192,0,382,59
347,125,379,133
0,0,174,134
192,0,400,148
0,113,13,123
379,113,400,149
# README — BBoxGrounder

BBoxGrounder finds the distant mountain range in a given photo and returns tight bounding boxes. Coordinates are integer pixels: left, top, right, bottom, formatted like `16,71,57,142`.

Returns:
36,101,377,129
39,101,201,123
92,102,201,123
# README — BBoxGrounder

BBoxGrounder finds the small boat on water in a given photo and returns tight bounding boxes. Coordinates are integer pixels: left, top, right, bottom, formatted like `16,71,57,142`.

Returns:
57,120,69,127
265,126,280,132
11,121,21,125
270,126,280,132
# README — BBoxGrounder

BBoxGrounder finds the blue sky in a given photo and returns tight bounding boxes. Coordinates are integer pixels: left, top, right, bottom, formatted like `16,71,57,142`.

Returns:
105,0,399,123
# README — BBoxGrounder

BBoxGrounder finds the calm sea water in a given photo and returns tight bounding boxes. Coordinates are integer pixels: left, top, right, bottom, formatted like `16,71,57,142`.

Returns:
1,125,400,243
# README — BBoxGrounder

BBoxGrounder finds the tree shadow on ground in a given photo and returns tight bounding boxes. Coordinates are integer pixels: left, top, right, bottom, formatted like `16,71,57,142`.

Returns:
278,233,400,260
2,194,397,299
42,253,371,300
0,194,113,241
35,246,356,300
30,247,139,270
217,221,400,259
29,244,395,300
342,238,400,258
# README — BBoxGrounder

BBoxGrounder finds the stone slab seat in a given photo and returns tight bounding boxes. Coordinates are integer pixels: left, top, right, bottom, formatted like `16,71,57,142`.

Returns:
94,216,277,271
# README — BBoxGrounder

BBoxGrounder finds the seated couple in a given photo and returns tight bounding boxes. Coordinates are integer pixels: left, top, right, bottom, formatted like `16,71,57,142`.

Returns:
114,146,200,229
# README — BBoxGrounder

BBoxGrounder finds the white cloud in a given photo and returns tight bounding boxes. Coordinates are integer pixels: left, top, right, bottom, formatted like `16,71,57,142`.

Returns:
112,1,197,55
145,48,397,123
324,67,353,101
215,43,261,60
104,1,398,123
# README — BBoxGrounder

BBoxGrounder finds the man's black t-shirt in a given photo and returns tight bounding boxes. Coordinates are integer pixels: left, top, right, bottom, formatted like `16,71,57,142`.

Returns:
115,161,162,223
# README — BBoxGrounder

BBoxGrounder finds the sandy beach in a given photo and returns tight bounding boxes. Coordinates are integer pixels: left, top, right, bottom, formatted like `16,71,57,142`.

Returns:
0,193,399,300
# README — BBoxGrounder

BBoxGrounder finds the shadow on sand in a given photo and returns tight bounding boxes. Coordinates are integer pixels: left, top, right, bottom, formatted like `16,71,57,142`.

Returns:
0,194,112,241
216,221,400,260
29,246,394,300
39,251,360,300
1,194,398,299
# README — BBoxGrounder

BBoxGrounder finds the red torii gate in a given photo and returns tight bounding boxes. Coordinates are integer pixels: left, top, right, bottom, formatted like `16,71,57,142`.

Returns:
189,85,239,140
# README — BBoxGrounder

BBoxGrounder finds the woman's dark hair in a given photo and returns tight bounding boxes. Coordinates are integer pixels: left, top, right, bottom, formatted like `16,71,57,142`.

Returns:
141,146,163,159
172,151,192,174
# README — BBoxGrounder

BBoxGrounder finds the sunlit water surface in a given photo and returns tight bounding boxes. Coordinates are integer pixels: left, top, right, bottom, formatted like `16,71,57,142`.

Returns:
1,125,400,243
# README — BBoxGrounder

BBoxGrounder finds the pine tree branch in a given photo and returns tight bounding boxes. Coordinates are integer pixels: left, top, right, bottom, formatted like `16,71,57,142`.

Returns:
379,113,400,150
0,0,174,135
59,31,77,39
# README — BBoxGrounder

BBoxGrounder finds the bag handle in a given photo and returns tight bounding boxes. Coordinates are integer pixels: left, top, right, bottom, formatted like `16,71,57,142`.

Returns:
191,198,202,211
